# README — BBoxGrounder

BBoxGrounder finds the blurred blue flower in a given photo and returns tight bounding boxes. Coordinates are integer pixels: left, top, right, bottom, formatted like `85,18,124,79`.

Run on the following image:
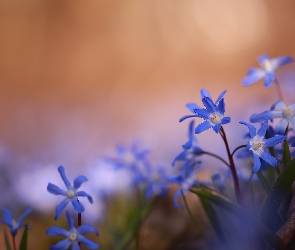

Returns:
251,100,295,134
47,166,93,220
181,97,231,134
169,162,201,208
105,140,149,172
239,118,286,172
46,211,99,250
242,54,293,87
172,120,203,167
0,208,32,236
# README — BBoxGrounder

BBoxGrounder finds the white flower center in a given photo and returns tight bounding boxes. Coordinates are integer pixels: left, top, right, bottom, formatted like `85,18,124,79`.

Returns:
249,136,264,155
69,233,77,241
67,190,76,198
284,107,293,119
261,59,273,72
209,112,222,125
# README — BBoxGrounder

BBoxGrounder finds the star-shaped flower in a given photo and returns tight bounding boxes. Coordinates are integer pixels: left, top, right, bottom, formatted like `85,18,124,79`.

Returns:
239,118,286,172
0,208,32,236
250,100,295,135
46,211,99,250
181,97,231,134
242,54,293,87
47,166,93,220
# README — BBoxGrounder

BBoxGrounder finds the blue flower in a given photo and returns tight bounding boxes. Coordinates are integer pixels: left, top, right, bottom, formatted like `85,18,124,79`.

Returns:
250,101,295,134
0,208,32,236
239,118,286,172
46,211,99,250
172,120,203,167
47,166,93,220
169,163,201,208
181,97,231,134
180,89,226,122
105,140,149,171
242,54,293,87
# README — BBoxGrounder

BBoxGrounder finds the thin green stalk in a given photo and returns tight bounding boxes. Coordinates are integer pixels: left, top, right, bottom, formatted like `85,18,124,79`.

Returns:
231,145,247,158
202,151,230,168
274,78,284,102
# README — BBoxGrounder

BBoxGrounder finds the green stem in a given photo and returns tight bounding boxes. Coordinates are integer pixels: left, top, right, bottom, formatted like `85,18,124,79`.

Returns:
274,78,284,102
231,145,247,158
12,235,16,250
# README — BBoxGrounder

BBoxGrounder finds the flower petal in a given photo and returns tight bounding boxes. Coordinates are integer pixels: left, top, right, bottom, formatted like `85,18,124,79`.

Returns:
172,151,189,166
65,211,75,230
242,68,265,86
270,56,294,70
200,88,211,100
215,90,227,104
179,115,198,122
78,235,99,249
221,116,231,125
73,175,88,190
71,199,85,213
16,208,32,226
173,189,182,208
183,120,195,149
239,121,256,138
195,121,211,134
77,225,99,236
260,151,277,167
72,242,80,250
274,118,289,135
54,198,70,220
251,110,283,123
217,98,225,114
76,191,93,204
46,226,69,237
49,238,71,250
264,72,275,87
186,103,202,114
202,97,217,113
3,209,13,224
58,166,71,189
47,183,67,196
263,135,286,148
252,154,261,173
212,123,221,133
257,118,268,137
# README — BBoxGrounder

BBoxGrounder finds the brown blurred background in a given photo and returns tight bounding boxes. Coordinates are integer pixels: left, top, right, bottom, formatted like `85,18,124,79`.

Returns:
0,0,295,248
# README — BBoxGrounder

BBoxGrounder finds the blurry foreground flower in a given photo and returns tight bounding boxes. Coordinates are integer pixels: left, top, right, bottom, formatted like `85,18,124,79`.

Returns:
46,211,99,250
47,166,93,220
239,118,286,172
242,54,293,87
0,208,32,236
251,100,295,134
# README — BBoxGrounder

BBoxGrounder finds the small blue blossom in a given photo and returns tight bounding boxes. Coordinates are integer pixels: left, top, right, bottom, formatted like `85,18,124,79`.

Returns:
181,97,231,134
46,211,99,250
180,89,226,122
169,163,201,208
251,100,295,134
105,140,149,171
47,166,93,220
242,54,293,87
172,120,203,167
239,118,286,172
0,208,32,236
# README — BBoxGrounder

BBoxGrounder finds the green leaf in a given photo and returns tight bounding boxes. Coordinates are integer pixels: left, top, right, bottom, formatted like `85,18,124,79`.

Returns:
19,226,28,250
190,186,284,249
260,158,295,230
283,140,291,166
3,231,11,250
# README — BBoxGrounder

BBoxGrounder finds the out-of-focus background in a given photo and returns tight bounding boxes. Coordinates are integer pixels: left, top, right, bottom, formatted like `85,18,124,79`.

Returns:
0,0,295,248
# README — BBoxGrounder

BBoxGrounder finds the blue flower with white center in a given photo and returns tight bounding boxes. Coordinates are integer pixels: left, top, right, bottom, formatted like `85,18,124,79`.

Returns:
180,89,226,122
0,208,32,236
239,118,286,173
169,163,201,208
181,97,231,134
46,211,99,250
47,166,93,220
242,54,293,87
172,120,203,168
250,100,295,135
